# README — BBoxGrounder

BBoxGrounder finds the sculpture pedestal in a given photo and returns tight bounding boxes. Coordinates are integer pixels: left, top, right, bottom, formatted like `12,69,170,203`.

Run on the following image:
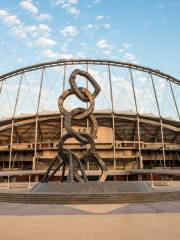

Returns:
32,181,153,193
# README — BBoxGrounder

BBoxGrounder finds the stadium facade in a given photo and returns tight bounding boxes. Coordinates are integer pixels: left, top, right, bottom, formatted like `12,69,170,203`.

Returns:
0,59,180,182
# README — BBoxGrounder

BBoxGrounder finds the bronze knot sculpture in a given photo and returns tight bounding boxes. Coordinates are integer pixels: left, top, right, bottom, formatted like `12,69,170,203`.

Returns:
42,69,107,183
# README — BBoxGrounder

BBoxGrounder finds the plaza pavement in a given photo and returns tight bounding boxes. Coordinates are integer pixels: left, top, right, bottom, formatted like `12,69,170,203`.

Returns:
0,201,180,240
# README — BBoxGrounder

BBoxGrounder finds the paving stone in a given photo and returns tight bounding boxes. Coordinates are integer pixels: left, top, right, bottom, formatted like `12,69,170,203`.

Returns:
0,213,180,240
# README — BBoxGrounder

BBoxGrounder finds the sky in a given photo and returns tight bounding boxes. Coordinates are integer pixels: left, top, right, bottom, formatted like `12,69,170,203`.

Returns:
0,0,180,121
0,0,180,79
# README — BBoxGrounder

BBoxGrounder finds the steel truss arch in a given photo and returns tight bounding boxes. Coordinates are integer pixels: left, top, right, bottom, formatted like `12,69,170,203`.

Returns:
0,59,180,86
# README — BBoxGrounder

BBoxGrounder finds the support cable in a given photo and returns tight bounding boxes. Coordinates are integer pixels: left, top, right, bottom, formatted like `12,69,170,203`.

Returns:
129,68,143,169
108,64,116,178
60,64,66,137
23,73,36,112
86,63,90,171
8,73,23,171
169,80,180,121
4,81,13,115
150,74,166,168
33,68,44,170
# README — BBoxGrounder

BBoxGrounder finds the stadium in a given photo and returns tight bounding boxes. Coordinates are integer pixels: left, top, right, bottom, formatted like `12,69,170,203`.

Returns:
0,59,180,183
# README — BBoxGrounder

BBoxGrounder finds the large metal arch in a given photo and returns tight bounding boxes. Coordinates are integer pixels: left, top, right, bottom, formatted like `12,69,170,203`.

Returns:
0,59,180,86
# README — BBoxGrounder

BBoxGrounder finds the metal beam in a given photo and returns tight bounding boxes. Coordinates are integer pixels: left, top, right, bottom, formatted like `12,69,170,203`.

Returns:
9,74,23,171
169,80,180,121
86,63,90,171
33,68,44,170
151,74,166,168
0,81,3,94
1,59,180,86
108,64,116,178
60,64,66,137
129,68,143,169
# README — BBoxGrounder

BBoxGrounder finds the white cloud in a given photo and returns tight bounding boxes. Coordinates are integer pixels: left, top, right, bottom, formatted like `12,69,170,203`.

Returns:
20,0,39,14
54,0,64,4
3,15,21,26
34,37,56,48
11,26,29,38
84,24,94,30
32,24,51,37
55,0,79,5
0,9,21,26
123,43,131,48
138,76,148,83
59,43,69,53
54,0,80,17
39,49,59,59
75,51,86,58
59,53,74,59
38,24,51,33
118,48,124,53
41,51,74,61
68,0,79,3
102,50,112,56
123,52,138,63
67,7,80,16
0,8,51,41
96,39,110,48
35,13,52,21
11,23,50,39
61,26,78,37
16,57,25,64
20,1,52,21
0,9,9,18
103,23,111,29
96,15,104,20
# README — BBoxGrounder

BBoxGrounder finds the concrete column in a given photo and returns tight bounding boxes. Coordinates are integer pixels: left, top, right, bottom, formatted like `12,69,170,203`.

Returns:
138,174,142,181
34,175,39,182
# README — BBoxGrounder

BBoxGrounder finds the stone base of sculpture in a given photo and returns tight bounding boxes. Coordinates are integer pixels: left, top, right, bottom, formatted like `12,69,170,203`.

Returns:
32,181,153,193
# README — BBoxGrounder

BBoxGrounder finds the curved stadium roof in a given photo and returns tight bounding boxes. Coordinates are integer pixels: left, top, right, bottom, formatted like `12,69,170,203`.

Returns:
0,111,179,144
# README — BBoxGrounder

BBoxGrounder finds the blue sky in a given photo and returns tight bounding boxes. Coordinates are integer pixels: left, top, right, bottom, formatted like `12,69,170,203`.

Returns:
0,0,180,121
0,0,180,78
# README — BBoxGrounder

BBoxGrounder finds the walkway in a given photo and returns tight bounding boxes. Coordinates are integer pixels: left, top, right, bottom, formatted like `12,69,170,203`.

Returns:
0,201,180,240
